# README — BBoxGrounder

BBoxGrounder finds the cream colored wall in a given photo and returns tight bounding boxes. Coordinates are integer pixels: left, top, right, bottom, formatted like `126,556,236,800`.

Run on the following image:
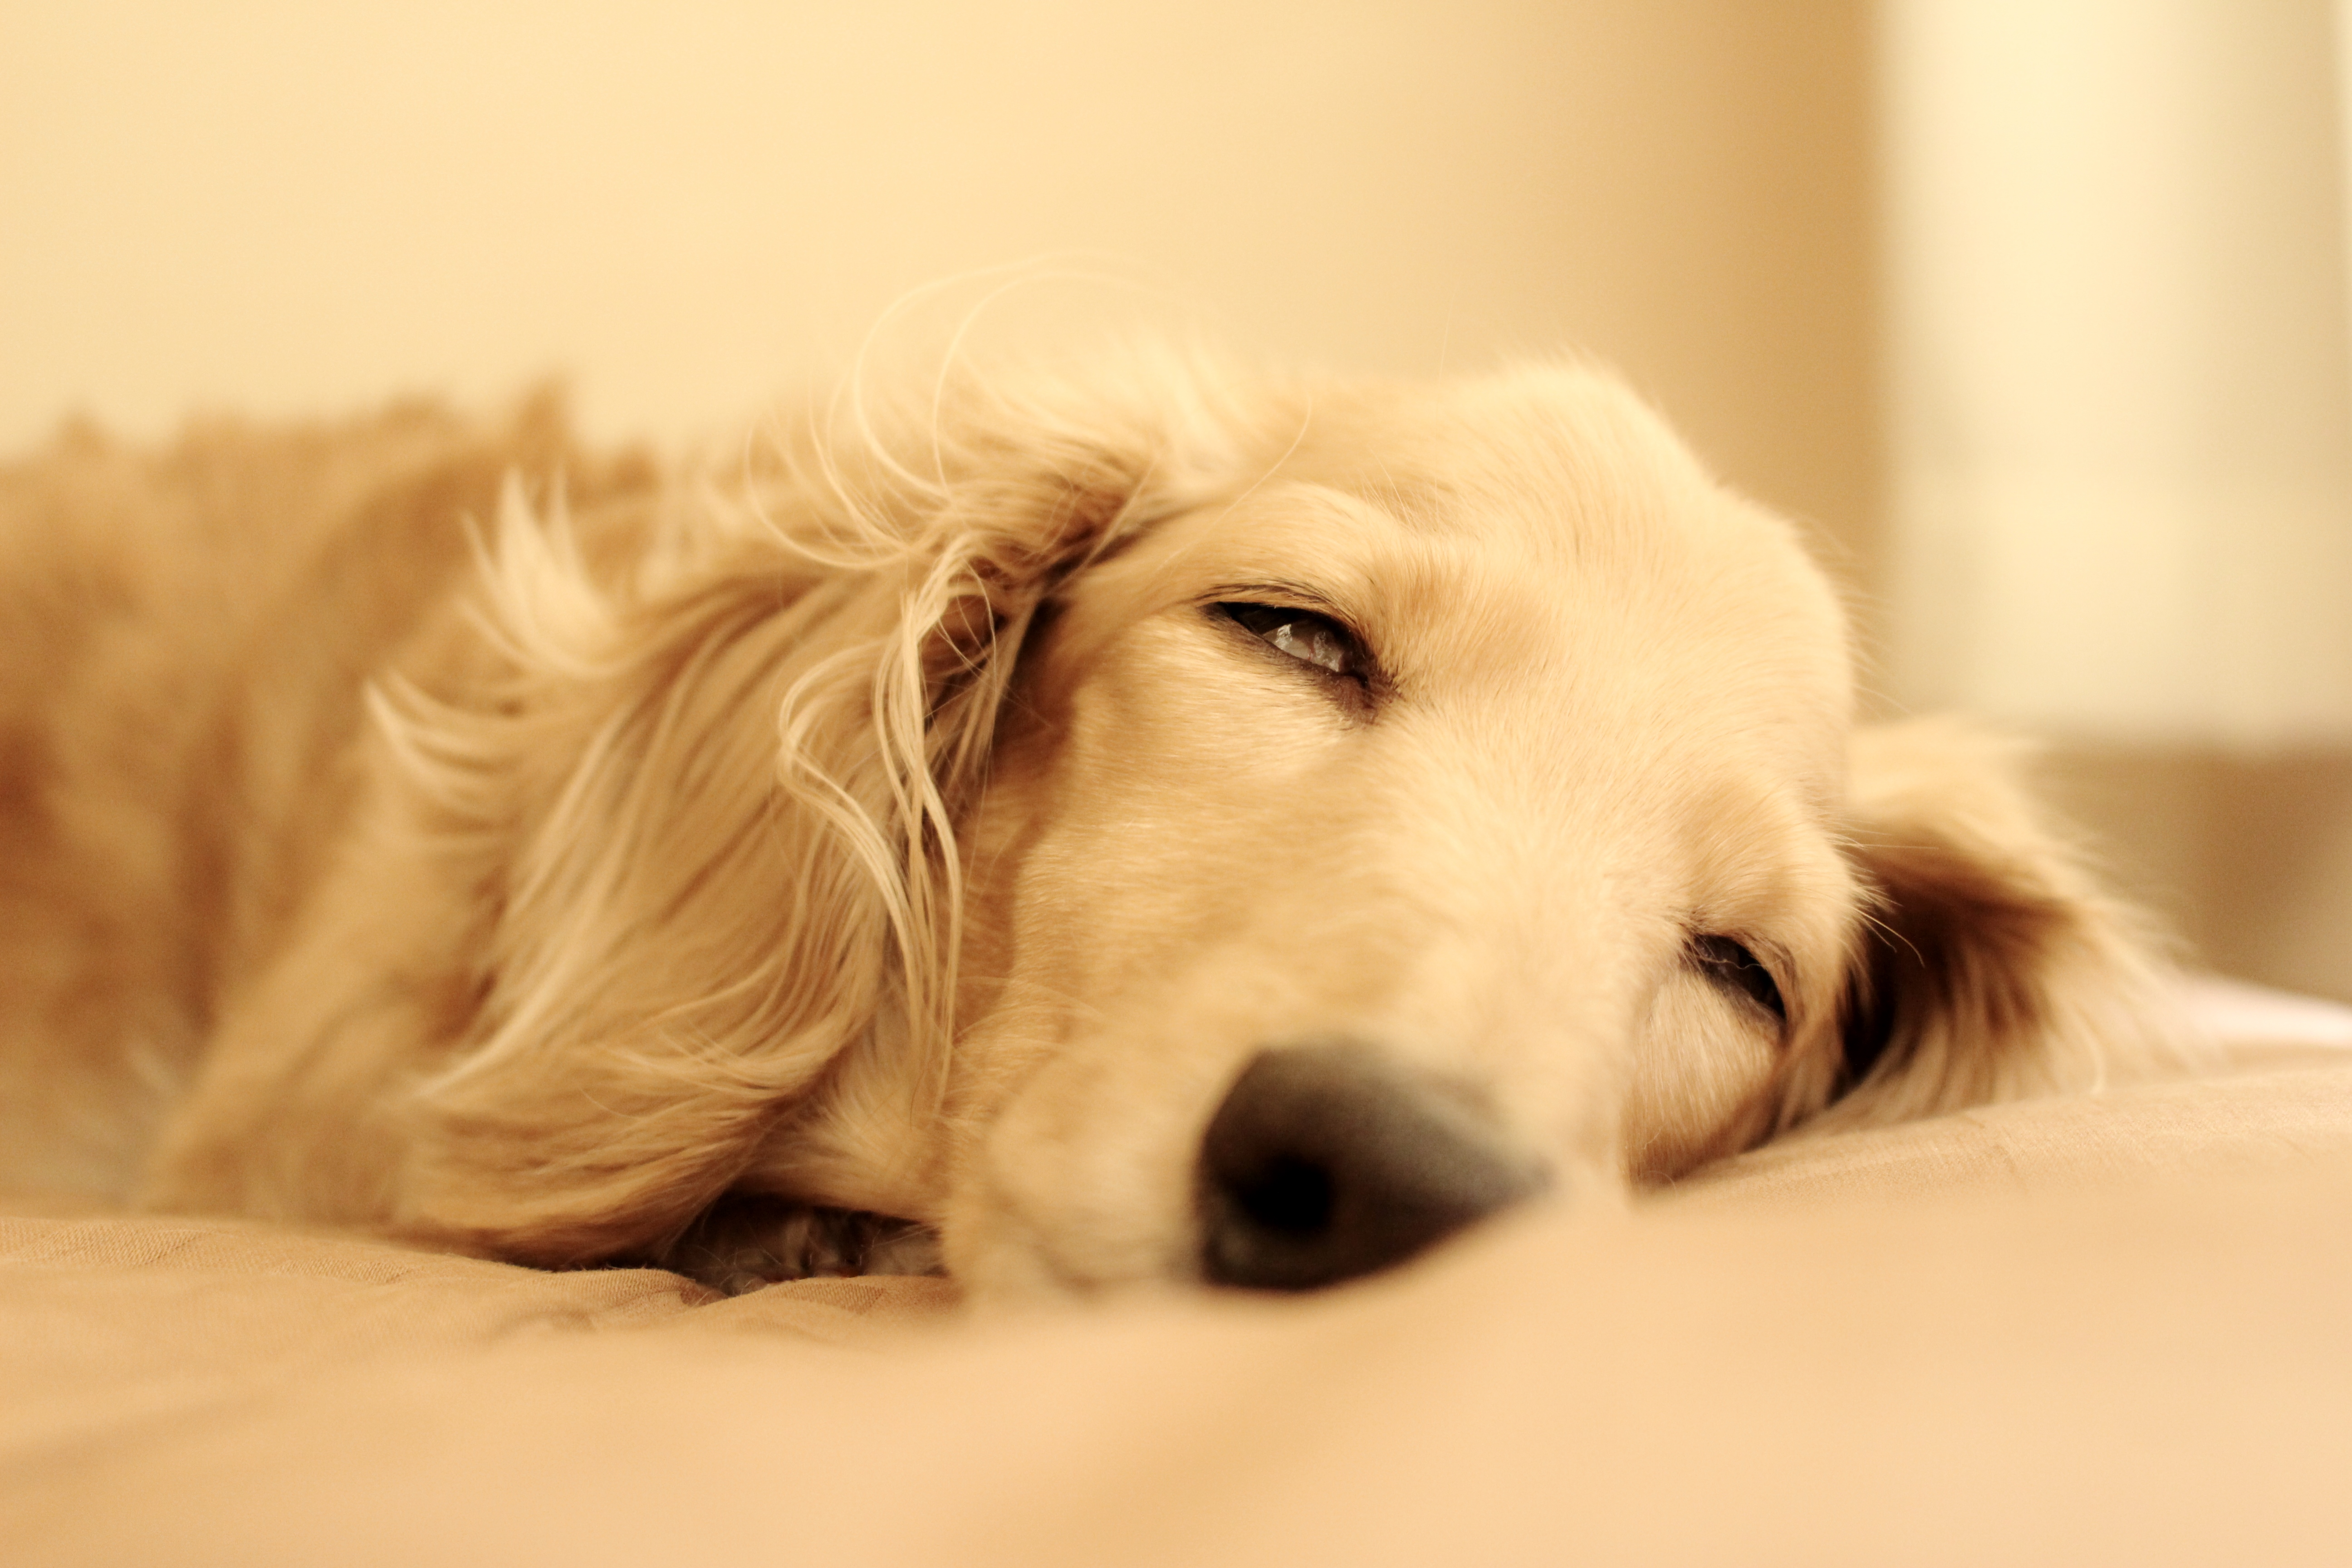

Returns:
0,1,1878,570
1882,0,2352,750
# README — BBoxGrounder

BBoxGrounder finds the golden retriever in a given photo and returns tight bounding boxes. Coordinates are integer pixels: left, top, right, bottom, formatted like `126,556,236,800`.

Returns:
0,348,2183,1297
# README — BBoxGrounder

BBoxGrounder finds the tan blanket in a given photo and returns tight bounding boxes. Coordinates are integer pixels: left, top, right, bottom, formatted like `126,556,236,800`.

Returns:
7,1045,2351,1565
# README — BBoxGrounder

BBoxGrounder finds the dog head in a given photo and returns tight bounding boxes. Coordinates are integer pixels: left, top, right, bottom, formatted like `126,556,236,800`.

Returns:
707,352,2180,1297
392,348,2181,1294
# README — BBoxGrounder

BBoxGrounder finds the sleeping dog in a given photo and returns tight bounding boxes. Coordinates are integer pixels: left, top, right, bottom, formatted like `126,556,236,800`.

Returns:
0,348,2183,1296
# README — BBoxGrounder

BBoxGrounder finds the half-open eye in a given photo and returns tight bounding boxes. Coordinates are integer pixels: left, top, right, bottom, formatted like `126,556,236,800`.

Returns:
1215,602,1371,682
1690,934,1786,1024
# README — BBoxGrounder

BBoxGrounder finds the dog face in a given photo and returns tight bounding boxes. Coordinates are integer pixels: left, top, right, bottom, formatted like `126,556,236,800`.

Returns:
703,361,2174,1299
929,373,1858,1294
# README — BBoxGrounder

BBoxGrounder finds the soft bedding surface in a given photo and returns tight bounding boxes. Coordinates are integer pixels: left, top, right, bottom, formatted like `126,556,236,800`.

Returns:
6,988,2351,1566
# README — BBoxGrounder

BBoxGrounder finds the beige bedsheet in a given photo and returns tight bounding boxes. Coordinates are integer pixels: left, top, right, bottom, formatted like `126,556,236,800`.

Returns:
6,1033,2351,1564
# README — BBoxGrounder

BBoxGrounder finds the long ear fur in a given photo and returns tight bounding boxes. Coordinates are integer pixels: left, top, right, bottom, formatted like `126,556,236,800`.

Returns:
1787,718,2196,1133
374,348,1275,1262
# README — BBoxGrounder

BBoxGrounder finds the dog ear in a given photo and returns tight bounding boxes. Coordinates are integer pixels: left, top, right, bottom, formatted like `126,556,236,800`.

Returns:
1800,719,2192,1131
381,355,1270,1263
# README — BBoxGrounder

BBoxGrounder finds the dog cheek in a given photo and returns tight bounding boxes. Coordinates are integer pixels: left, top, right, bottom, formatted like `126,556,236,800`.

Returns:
938,1047,1213,1301
934,1181,1079,1303
1620,975,1783,1183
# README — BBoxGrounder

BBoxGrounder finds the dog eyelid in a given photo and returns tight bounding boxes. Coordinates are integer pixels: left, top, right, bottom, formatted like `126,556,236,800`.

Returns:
1689,934,1788,1025
1213,602,1372,684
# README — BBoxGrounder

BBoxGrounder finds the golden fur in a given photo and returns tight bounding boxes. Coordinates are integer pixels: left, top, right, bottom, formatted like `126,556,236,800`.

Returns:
0,350,2186,1296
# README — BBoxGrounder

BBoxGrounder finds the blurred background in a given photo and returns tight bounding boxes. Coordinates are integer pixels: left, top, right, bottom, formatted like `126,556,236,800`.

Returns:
3,0,2347,1001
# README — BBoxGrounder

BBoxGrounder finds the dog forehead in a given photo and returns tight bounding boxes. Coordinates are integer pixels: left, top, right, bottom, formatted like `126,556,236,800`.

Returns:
1265,362,1723,535
1043,358,1853,794
1287,366,1850,740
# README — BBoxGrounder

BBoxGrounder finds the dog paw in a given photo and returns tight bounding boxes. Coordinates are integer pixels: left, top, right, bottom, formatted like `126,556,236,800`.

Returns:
656,1194,941,1294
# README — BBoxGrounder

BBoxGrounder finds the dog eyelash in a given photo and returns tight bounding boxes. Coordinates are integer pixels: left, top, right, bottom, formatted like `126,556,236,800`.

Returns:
1214,602,1371,683
1690,934,1787,1024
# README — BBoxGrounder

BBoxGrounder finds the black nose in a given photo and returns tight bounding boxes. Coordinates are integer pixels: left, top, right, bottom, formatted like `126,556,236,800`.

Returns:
1196,1043,1548,1291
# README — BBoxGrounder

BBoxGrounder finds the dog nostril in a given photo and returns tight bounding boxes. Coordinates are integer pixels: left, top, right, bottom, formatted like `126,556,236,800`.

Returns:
1229,1154,1336,1237
1197,1043,1548,1292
